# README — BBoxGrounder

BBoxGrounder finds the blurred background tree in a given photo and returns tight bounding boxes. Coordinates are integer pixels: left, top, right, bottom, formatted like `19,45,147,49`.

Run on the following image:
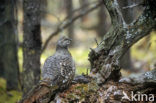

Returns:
64,0,75,46
0,0,19,91
79,0,89,23
97,0,110,38
21,0,42,95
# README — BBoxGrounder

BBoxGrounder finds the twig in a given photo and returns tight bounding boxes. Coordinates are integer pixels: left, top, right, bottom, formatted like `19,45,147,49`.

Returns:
113,0,127,28
122,3,142,9
94,38,99,46
41,1,103,53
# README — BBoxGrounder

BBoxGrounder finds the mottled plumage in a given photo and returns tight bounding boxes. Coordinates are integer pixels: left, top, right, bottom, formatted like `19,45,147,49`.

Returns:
42,36,75,88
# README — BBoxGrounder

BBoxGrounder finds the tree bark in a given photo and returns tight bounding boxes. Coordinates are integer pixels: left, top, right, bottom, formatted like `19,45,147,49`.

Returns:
119,0,134,70
22,0,42,95
89,0,156,84
0,0,19,90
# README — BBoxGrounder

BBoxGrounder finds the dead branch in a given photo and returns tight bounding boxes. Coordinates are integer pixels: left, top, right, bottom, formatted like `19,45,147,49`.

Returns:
122,3,142,9
88,0,156,84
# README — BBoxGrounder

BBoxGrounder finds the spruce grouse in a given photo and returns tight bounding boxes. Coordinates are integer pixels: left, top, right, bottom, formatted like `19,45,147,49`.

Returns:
20,36,75,103
41,36,75,89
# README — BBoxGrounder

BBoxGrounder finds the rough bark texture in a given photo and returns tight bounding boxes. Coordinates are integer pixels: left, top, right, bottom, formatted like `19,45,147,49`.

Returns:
89,0,156,84
52,70,156,103
0,0,19,90
119,0,134,70
19,83,59,103
22,0,42,95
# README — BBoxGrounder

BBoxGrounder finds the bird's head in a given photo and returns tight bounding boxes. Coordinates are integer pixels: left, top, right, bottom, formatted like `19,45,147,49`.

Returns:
56,36,72,49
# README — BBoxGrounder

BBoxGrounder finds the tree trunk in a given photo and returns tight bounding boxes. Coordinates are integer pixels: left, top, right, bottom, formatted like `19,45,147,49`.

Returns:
119,0,134,70
0,0,19,90
65,0,74,45
89,0,156,84
0,0,5,78
22,0,42,95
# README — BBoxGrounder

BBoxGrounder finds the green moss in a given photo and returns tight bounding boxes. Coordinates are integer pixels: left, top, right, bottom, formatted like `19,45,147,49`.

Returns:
64,81,99,102
0,91,21,103
0,78,22,103
0,78,6,89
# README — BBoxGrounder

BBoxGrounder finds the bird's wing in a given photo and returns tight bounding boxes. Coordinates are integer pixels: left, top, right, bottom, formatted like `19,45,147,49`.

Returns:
42,54,74,85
